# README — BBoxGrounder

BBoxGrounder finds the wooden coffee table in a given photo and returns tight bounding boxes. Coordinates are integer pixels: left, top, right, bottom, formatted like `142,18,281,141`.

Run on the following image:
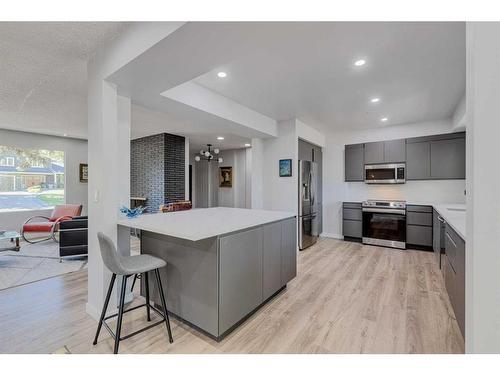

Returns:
0,231,20,252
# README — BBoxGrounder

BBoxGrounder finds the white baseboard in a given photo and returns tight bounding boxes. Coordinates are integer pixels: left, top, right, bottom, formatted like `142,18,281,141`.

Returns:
320,232,343,240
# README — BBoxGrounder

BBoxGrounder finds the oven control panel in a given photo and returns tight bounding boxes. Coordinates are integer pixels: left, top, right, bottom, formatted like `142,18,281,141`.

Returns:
362,200,406,209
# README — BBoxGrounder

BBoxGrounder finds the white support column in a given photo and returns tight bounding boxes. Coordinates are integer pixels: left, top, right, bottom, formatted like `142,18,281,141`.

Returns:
250,138,264,209
466,22,500,353
86,79,132,319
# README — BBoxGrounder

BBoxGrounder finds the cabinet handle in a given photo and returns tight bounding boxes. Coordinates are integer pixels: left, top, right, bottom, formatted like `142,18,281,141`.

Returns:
437,216,445,223
445,232,457,248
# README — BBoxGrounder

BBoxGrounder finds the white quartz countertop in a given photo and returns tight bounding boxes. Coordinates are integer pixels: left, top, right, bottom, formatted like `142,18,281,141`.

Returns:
432,203,466,240
117,207,296,242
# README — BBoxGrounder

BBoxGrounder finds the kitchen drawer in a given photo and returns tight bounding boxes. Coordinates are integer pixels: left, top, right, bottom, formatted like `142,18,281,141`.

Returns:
343,220,362,238
343,202,362,209
407,211,433,227
343,208,362,221
406,205,433,213
445,224,465,275
407,225,433,247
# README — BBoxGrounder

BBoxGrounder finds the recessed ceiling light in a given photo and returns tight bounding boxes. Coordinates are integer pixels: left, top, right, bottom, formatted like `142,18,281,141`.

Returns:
354,59,366,67
370,97,380,103
217,71,227,78
244,143,251,147
63,133,67,137
217,136,225,140
380,117,388,122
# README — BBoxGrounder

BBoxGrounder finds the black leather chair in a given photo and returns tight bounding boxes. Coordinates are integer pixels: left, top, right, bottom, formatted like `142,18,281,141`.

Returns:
59,216,88,262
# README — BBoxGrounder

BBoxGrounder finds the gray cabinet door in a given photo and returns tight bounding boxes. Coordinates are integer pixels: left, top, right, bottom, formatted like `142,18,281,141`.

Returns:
281,218,297,285
430,137,466,179
384,139,406,163
263,222,283,300
219,228,263,334
364,141,384,164
406,141,431,180
345,144,364,181
407,225,433,247
343,220,362,238
432,209,441,266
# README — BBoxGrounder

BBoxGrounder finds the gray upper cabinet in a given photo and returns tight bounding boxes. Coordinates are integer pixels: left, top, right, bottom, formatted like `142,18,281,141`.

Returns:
406,140,431,180
364,141,385,164
384,139,406,163
345,144,364,181
430,137,466,179
365,139,406,164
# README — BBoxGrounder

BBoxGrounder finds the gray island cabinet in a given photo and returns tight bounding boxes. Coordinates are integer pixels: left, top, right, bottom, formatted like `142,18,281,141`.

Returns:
118,207,297,341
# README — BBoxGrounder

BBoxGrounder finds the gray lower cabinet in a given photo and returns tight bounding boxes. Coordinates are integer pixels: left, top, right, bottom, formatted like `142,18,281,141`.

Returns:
364,141,385,164
406,141,431,180
406,225,432,247
406,205,433,248
342,202,362,239
345,144,364,181
219,227,263,334
432,209,445,268
430,137,466,179
281,217,297,285
263,222,283,300
444,224,465,337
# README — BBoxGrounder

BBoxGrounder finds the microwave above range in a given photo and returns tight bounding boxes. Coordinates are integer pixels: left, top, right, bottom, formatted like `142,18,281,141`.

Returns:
364,163,405,184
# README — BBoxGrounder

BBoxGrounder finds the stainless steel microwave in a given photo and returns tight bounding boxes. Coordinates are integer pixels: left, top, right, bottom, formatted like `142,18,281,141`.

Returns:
364,163,406,184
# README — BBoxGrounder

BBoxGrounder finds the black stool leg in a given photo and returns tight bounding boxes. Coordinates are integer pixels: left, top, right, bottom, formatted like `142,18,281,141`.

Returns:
144,271,151,321
114,275,128,354
154,268,173,343
93,273,116,345
130,274,138,292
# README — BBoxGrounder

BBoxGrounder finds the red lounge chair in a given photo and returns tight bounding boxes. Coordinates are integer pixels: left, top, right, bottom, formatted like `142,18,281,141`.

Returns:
21,204,83,244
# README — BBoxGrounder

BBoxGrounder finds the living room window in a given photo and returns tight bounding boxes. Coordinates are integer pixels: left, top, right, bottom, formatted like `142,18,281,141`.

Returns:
0,156,15,167
0,145,65,212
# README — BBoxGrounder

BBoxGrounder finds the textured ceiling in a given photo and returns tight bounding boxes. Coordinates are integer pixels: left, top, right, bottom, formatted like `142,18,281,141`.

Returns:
0,22,129,137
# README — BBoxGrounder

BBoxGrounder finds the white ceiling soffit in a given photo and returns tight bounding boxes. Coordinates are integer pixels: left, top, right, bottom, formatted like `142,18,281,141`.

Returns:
110,22,465,134
161,82,277,137
132,103,251,152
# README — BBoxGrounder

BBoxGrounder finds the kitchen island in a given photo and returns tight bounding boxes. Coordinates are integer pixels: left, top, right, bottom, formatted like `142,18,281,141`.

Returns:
118,207,297,341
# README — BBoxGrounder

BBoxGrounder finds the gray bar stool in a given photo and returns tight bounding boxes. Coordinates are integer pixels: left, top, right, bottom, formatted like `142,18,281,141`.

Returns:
93,232,173,354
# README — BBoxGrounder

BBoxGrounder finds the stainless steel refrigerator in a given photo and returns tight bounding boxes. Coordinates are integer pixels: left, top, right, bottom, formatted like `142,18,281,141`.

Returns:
299,160,319,250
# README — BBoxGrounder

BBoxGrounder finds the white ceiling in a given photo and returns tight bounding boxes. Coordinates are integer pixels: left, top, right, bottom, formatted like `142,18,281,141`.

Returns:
192,22,465,132
110,22,465,134
1,22,465,143
0,22,129,137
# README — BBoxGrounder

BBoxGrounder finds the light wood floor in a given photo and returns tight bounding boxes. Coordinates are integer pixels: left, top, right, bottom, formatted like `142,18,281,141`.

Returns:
0,238,464,354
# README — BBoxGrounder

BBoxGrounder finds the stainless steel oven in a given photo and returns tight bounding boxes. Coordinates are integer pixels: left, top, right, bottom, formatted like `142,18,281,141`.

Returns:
362,200,406,249
364,163,405,184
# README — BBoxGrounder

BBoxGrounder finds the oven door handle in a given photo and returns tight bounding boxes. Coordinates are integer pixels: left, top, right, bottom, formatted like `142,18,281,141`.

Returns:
362,208,406,215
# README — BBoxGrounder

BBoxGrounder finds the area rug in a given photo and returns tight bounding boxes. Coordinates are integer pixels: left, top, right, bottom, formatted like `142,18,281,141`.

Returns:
0,238,87,291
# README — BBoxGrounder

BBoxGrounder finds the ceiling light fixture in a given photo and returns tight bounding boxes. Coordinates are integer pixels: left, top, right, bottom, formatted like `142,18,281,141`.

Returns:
244,143,251,147
354,59,366,67
195,144,222,163
217,136,225,140
217,71,227,78
370,98,380,103
380,117,388,122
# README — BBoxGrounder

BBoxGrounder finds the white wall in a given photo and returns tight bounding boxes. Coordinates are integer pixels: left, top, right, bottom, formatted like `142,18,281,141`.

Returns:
0,129,88,231
322,119,466,238
465,22,500,353
217,148,249,208
262,120,298,214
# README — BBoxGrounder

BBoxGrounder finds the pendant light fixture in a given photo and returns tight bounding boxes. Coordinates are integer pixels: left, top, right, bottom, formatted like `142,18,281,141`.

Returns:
194,144,223,163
